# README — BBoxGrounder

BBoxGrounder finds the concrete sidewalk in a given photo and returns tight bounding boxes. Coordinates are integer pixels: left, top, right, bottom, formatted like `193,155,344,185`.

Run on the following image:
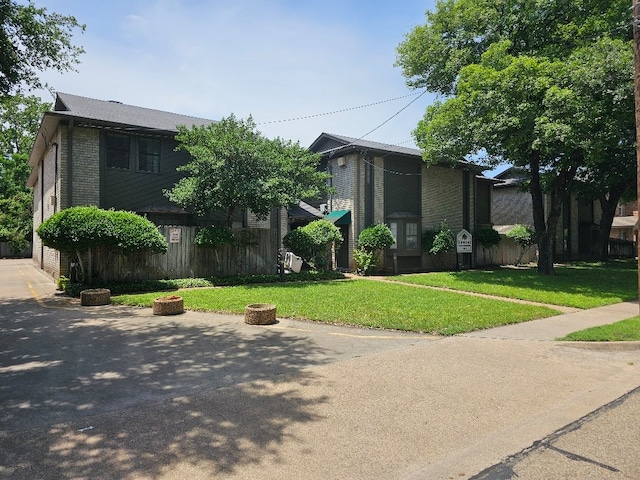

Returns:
1,259,639,479
462,300,640,341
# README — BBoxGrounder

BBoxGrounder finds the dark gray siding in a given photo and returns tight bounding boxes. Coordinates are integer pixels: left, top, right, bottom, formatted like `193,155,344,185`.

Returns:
99,131,240,226
100,132,186,211
475,180,492,226
384,156,421,216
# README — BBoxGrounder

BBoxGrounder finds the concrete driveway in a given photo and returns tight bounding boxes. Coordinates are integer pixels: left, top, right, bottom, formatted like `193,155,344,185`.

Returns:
1,258,639,479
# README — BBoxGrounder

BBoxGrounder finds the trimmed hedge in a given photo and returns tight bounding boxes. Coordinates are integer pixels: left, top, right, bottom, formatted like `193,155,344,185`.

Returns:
37,206,168,255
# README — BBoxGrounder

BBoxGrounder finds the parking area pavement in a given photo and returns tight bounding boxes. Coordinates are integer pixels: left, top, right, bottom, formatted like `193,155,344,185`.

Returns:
1,259,639,479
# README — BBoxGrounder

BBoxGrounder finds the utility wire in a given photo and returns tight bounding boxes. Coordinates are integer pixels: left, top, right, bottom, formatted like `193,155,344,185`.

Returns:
256,91,424,125
356,89,427,140
320,89,428,156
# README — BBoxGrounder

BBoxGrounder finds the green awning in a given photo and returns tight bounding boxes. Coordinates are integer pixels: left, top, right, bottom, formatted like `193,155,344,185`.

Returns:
324,209,351,225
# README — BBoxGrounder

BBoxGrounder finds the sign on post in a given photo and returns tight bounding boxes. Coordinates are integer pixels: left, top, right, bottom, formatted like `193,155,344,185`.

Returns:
456,229,472,253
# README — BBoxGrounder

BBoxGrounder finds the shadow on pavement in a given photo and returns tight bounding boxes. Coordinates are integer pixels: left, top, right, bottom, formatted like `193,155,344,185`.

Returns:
0,296,331,478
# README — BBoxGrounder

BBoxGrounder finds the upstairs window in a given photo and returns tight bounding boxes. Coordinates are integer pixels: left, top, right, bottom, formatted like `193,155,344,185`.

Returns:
105,133,130,169
138,137,161,173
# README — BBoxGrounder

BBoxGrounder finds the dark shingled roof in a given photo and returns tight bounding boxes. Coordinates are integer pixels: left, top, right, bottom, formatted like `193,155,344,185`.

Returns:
309,132,488,173
310,132,422,157
54,92,215,132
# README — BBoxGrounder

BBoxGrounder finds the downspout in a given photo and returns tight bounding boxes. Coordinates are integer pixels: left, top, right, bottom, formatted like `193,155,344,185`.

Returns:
462,169,471,268
40,158,44,269
52,142,58,213
67,120,74,207
463,169,470,231
355,152,362,268
66,120,74,279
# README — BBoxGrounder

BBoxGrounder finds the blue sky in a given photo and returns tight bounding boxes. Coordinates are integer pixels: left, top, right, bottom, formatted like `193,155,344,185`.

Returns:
30,0,440,150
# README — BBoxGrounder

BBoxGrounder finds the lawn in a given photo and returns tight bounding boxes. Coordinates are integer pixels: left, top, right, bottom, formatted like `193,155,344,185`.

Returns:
113,278,558,336
386,260,638,309
558,316,640,341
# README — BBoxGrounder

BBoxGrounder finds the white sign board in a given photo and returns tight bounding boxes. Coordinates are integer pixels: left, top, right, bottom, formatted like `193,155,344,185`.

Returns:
169,227,181,244
456,229,473,253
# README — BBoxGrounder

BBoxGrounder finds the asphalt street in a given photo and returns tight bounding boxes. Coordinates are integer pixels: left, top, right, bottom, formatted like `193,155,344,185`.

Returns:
1,258,639,479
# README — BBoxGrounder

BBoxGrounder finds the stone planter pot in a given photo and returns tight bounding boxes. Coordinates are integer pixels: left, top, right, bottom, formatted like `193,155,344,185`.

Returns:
244,303,277,325
80,288,111,306
153,295,184,315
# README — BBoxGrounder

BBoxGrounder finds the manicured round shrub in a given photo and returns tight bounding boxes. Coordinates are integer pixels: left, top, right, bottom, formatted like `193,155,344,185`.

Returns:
283,219,342,271
357,224,395,252
37,206,168,255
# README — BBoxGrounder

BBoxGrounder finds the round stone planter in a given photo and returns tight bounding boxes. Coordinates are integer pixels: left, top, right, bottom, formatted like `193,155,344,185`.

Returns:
244,303,277,325
153,295,184,315
80,288,111,306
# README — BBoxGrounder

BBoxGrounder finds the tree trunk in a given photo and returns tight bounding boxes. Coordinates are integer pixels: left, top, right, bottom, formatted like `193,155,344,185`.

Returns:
529,152,580,275
595,179,634,261
595,195,618,261
226,206,235,228
529,153,556,275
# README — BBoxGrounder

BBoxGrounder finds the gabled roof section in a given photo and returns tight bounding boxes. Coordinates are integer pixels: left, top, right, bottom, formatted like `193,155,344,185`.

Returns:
27,93,218,187
53,92,215,132
493,166,529,188
309,132,422,158
308,132,484,172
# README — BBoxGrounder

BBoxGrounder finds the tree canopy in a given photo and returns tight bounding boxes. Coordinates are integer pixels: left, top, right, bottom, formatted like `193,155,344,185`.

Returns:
396,0,633,274
165,114,332,227
0,93,50,254
0,0,85,97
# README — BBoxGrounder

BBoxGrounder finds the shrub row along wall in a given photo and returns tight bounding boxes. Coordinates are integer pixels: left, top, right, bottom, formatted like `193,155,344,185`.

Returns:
92,227,278,282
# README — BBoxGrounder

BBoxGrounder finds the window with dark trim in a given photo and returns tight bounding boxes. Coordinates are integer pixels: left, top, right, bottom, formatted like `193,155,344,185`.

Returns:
138,137,161,173
105,133,130,169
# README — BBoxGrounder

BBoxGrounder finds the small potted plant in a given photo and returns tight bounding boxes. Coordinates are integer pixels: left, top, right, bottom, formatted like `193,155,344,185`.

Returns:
152,295,184,315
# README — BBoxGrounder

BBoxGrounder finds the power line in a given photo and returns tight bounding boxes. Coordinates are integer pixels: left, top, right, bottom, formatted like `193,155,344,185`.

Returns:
364,157,422,176
256,91,424,125
357,89,427,140
320,89,428,155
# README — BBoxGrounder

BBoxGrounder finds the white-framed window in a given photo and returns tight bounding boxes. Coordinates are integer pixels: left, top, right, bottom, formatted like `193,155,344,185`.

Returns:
387,215,420,255
389,222,398,249
406,222,418,250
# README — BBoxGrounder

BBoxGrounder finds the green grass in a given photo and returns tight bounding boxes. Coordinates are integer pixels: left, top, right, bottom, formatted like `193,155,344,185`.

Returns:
112,279,558,335
558,316,640,341
386,260,638,309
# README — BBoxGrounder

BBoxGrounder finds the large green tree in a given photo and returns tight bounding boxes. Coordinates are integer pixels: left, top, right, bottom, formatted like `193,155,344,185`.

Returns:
396,0,632,274
165,114,332,227
0,0,85,97
0,94,50,254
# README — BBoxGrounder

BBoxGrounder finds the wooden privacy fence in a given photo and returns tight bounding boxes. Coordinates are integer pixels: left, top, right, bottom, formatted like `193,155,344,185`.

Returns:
92,226,278,282
608,238,636,258
475,235,537,267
